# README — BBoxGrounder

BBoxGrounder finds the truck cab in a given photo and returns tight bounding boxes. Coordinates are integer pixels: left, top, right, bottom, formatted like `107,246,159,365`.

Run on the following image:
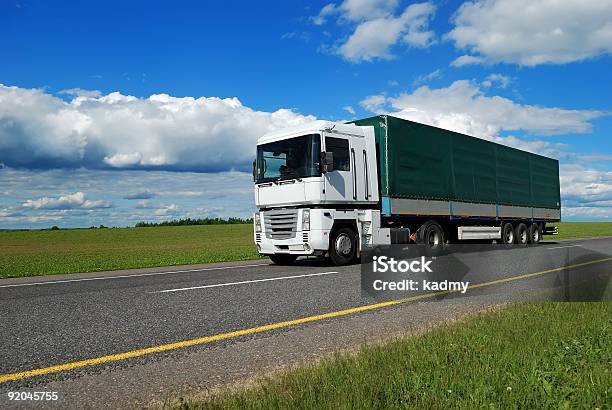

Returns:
253,121,382,265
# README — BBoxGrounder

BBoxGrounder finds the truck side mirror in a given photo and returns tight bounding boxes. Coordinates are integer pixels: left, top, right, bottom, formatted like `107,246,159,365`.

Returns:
252,160,256,181
321,151,334,173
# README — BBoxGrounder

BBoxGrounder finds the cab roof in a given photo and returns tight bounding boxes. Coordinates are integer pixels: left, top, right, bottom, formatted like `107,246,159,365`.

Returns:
257,120,365,144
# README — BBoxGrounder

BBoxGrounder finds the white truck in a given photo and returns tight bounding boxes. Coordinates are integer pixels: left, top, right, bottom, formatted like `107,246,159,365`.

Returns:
253,116,561,266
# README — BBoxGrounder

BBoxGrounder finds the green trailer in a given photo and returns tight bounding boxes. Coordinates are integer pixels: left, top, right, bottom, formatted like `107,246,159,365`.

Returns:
351,115,561,224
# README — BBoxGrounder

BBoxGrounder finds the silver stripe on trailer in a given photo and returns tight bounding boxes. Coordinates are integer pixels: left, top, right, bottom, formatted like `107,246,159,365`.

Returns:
390,198,449,215
497,205,532,219
386,197,560,220
451,201,496,217
533,207,561,220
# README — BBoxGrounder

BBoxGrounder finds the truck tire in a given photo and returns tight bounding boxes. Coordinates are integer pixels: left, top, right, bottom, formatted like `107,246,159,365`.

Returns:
515,223,528,245
329,227,357,266
417,221,444,254
501,222,515,244
528,223,541,244
269,254,297,266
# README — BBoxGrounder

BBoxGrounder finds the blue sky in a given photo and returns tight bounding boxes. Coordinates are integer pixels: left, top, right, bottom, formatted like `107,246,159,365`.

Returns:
1,0,611,227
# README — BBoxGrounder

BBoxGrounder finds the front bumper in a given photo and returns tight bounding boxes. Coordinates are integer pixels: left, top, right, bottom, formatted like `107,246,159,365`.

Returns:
255,229,330,255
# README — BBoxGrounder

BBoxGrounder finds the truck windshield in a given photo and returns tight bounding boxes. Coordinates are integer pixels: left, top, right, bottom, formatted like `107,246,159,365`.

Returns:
255,134,321,183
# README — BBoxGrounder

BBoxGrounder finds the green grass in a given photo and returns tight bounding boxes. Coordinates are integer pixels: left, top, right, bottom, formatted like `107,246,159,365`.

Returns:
554,222,612,240
184,302,612,409
0,222,610,279
0,225,259,279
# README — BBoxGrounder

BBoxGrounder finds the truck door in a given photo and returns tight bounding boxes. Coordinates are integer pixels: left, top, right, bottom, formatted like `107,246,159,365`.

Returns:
324,135,353,203
352,139,367,202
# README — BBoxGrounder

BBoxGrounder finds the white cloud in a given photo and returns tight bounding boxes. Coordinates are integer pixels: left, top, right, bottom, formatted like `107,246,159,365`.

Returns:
26,214,65,223
154,204,179,216
338,2,437,61
340,0,398,22
103,152,144,167
166,190,205,197
311,3,337,25
450,54,484,67
0,84,315,172
447,0,612,66
22,192,112,210
313,1,436,62
361,80,605,139
413,69,443,87
0,207,23,218
562,207,611,219
577,154,612,162
342,105,356,115
0,168,255,229
560,165,612,202
312,0,400,25
123,190,156,200
560,165,612,220
135,200,153,209
339,17,405,61
59,88,102,98
482,73,512,89
359,94,387,112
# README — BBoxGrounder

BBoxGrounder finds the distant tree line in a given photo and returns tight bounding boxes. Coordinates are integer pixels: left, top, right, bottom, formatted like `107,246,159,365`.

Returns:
134,217,253,227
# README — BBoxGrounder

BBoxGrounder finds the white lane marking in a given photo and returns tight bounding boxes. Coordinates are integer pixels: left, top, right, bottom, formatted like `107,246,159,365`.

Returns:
0,263,270,289
154,271,340,293
546,245,584,250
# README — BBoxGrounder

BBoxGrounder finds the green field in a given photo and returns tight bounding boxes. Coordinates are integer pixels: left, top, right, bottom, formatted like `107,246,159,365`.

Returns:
0,225,259,279
185,302,612,409
0,222,610,279
554,222,612,240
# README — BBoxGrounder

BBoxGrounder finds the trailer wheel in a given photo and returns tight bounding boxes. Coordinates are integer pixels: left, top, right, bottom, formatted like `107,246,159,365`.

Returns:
269,254,297,266
329,227,357,266
417,221,444,254
501,222,515,244
515,223,528,245
528,223,541,244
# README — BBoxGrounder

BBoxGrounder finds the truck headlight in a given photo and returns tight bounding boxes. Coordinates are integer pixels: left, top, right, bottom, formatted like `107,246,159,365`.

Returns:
302,209,310,231
254,213,261,232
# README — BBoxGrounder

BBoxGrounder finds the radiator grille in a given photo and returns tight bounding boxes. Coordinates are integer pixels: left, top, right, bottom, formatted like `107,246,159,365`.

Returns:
264,209,298,239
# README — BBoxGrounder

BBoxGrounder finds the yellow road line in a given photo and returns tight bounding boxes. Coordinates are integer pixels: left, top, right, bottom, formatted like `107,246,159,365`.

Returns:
1,256,611,384
468,256,611,289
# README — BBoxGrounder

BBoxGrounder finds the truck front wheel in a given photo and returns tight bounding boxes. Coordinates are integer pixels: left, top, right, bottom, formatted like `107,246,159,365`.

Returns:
329,227,357,266
269,254,297,266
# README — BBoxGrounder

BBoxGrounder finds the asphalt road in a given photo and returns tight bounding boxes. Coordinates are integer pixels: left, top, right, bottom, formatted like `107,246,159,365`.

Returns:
0,237,610,408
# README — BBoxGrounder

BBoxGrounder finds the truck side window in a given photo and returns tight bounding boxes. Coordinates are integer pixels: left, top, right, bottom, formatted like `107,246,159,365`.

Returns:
326,137,350,171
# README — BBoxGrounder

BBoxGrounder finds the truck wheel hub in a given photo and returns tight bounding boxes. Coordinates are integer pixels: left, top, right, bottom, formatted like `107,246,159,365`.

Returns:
335,234,352,255
427,231,439,246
